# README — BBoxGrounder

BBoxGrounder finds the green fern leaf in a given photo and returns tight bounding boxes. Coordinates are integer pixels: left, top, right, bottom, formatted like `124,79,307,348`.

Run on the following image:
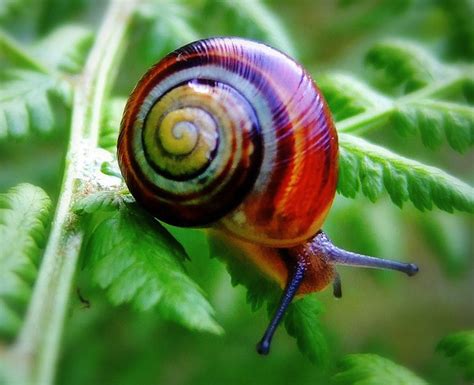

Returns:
284,295,328,365
318,73,390,121
365,40,450,93
32,25,93,73
393,100,474,153
100,160,122,179
338,133,474,212
0,25,89,140
437,330,474,380
74,190,131,215
0,183,51,339
0,69,70,140
80,202,222,334
333,354,428,385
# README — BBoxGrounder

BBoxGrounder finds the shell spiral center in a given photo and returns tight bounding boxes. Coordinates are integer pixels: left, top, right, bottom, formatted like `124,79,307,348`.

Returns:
129,78,263,225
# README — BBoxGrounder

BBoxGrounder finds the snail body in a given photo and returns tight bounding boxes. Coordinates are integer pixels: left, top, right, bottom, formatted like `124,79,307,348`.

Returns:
118,37,418,355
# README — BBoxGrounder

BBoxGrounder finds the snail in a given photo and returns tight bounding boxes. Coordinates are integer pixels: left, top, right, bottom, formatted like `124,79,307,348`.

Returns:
117,37,419,355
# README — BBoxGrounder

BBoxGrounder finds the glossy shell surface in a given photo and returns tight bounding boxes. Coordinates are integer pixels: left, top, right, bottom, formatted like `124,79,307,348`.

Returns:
118,37,338,247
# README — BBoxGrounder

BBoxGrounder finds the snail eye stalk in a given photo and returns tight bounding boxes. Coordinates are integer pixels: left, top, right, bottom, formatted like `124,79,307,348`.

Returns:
256,259,307,355
313,231,419,276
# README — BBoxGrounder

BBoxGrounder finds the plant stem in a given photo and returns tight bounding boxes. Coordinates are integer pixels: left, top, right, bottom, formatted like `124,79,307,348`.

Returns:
337,74,468,134
8,1,138,384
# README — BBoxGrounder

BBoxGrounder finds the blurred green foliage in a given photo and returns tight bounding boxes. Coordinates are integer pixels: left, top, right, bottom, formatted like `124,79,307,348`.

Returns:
0,0,473,385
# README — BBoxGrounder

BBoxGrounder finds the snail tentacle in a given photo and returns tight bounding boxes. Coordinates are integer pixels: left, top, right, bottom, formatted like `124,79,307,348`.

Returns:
256,258,307,356
309,231,420,276
332,272,342,298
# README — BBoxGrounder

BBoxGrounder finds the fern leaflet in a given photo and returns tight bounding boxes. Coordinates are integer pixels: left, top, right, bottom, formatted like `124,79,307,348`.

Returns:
0,183,51,339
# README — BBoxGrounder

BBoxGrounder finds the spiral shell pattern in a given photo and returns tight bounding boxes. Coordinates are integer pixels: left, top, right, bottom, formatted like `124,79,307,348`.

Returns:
118,37,338,247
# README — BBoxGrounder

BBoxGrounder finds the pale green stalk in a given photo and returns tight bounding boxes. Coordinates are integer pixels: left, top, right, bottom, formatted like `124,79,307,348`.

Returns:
6,1,138,384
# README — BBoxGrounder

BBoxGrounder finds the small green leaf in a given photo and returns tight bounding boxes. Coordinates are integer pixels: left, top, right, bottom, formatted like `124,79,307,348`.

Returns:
318,73,390,121
365,40,450,93
0,69,70,140
338,133,474,213
32,25,93,73
81,202,222,335
437,330,474,381
100,160,122,179
333,354,428,385
337,148,360,198
73,190,131,215
393,100,474,153
359,155,384,202
0,183,51,339
284,295,328,365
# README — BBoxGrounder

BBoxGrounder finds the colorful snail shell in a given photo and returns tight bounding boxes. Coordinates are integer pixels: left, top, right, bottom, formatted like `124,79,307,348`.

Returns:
118,37,419,355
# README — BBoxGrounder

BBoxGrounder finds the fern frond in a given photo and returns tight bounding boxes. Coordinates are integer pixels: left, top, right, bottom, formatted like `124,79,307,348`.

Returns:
393,100,474,153
284,295,328,365
74,190,131,215
365,40,451,93
0,184,51,339
0,70,70,140
333,354,428,385
338,133,474,212
79,201,222,334
318,72,390,121
437,330,474,380
32,25,93,73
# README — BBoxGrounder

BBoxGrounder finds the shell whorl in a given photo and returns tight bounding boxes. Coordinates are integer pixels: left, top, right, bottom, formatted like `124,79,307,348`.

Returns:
118,37,338,247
